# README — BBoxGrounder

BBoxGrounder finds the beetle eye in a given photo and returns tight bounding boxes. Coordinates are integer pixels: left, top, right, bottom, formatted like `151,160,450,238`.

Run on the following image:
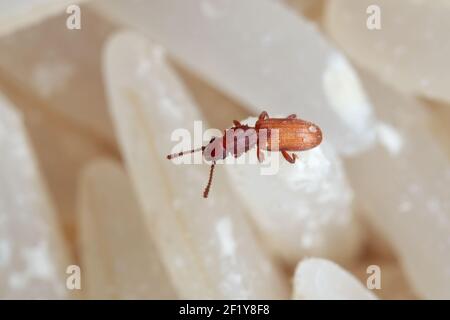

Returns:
308,125,318,133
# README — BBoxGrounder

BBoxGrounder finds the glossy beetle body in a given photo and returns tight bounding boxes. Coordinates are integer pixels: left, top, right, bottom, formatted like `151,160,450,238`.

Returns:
167,111,323,197
257,118,322,150
255,112,322,163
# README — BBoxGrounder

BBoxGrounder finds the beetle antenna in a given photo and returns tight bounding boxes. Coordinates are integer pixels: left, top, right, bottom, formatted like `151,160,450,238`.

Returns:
167,146,206,160
203,162,216,198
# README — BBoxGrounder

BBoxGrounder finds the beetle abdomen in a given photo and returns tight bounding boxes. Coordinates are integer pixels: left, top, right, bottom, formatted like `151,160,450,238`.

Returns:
256,118,322,151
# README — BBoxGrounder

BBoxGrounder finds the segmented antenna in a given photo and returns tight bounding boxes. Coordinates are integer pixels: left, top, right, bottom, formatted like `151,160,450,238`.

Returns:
166,146,205,160
203,162,216,198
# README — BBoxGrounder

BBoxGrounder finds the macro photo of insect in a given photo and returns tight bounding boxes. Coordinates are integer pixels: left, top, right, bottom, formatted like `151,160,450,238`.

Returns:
0,0,449,305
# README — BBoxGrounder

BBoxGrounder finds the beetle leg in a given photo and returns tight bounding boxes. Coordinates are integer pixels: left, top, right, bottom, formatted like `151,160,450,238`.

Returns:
287,114,297,119
256,135,264,162
257,148,265,162
233,120,242,127
259,111,269,120
281,150,298,164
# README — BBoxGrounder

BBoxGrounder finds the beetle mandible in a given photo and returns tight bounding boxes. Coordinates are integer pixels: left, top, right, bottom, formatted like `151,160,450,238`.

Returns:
166,111,323,198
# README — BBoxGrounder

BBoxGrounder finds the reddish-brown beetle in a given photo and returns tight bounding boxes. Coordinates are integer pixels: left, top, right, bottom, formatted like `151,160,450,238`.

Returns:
167,111,323,198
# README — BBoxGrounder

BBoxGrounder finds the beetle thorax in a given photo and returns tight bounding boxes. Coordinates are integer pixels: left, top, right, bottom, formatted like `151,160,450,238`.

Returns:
203,127,258,161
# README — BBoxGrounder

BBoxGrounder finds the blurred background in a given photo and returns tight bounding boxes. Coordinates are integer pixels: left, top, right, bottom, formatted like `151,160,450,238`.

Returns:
0,0,449,299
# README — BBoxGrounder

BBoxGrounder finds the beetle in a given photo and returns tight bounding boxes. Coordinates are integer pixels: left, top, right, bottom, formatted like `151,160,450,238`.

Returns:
167,111,323,198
